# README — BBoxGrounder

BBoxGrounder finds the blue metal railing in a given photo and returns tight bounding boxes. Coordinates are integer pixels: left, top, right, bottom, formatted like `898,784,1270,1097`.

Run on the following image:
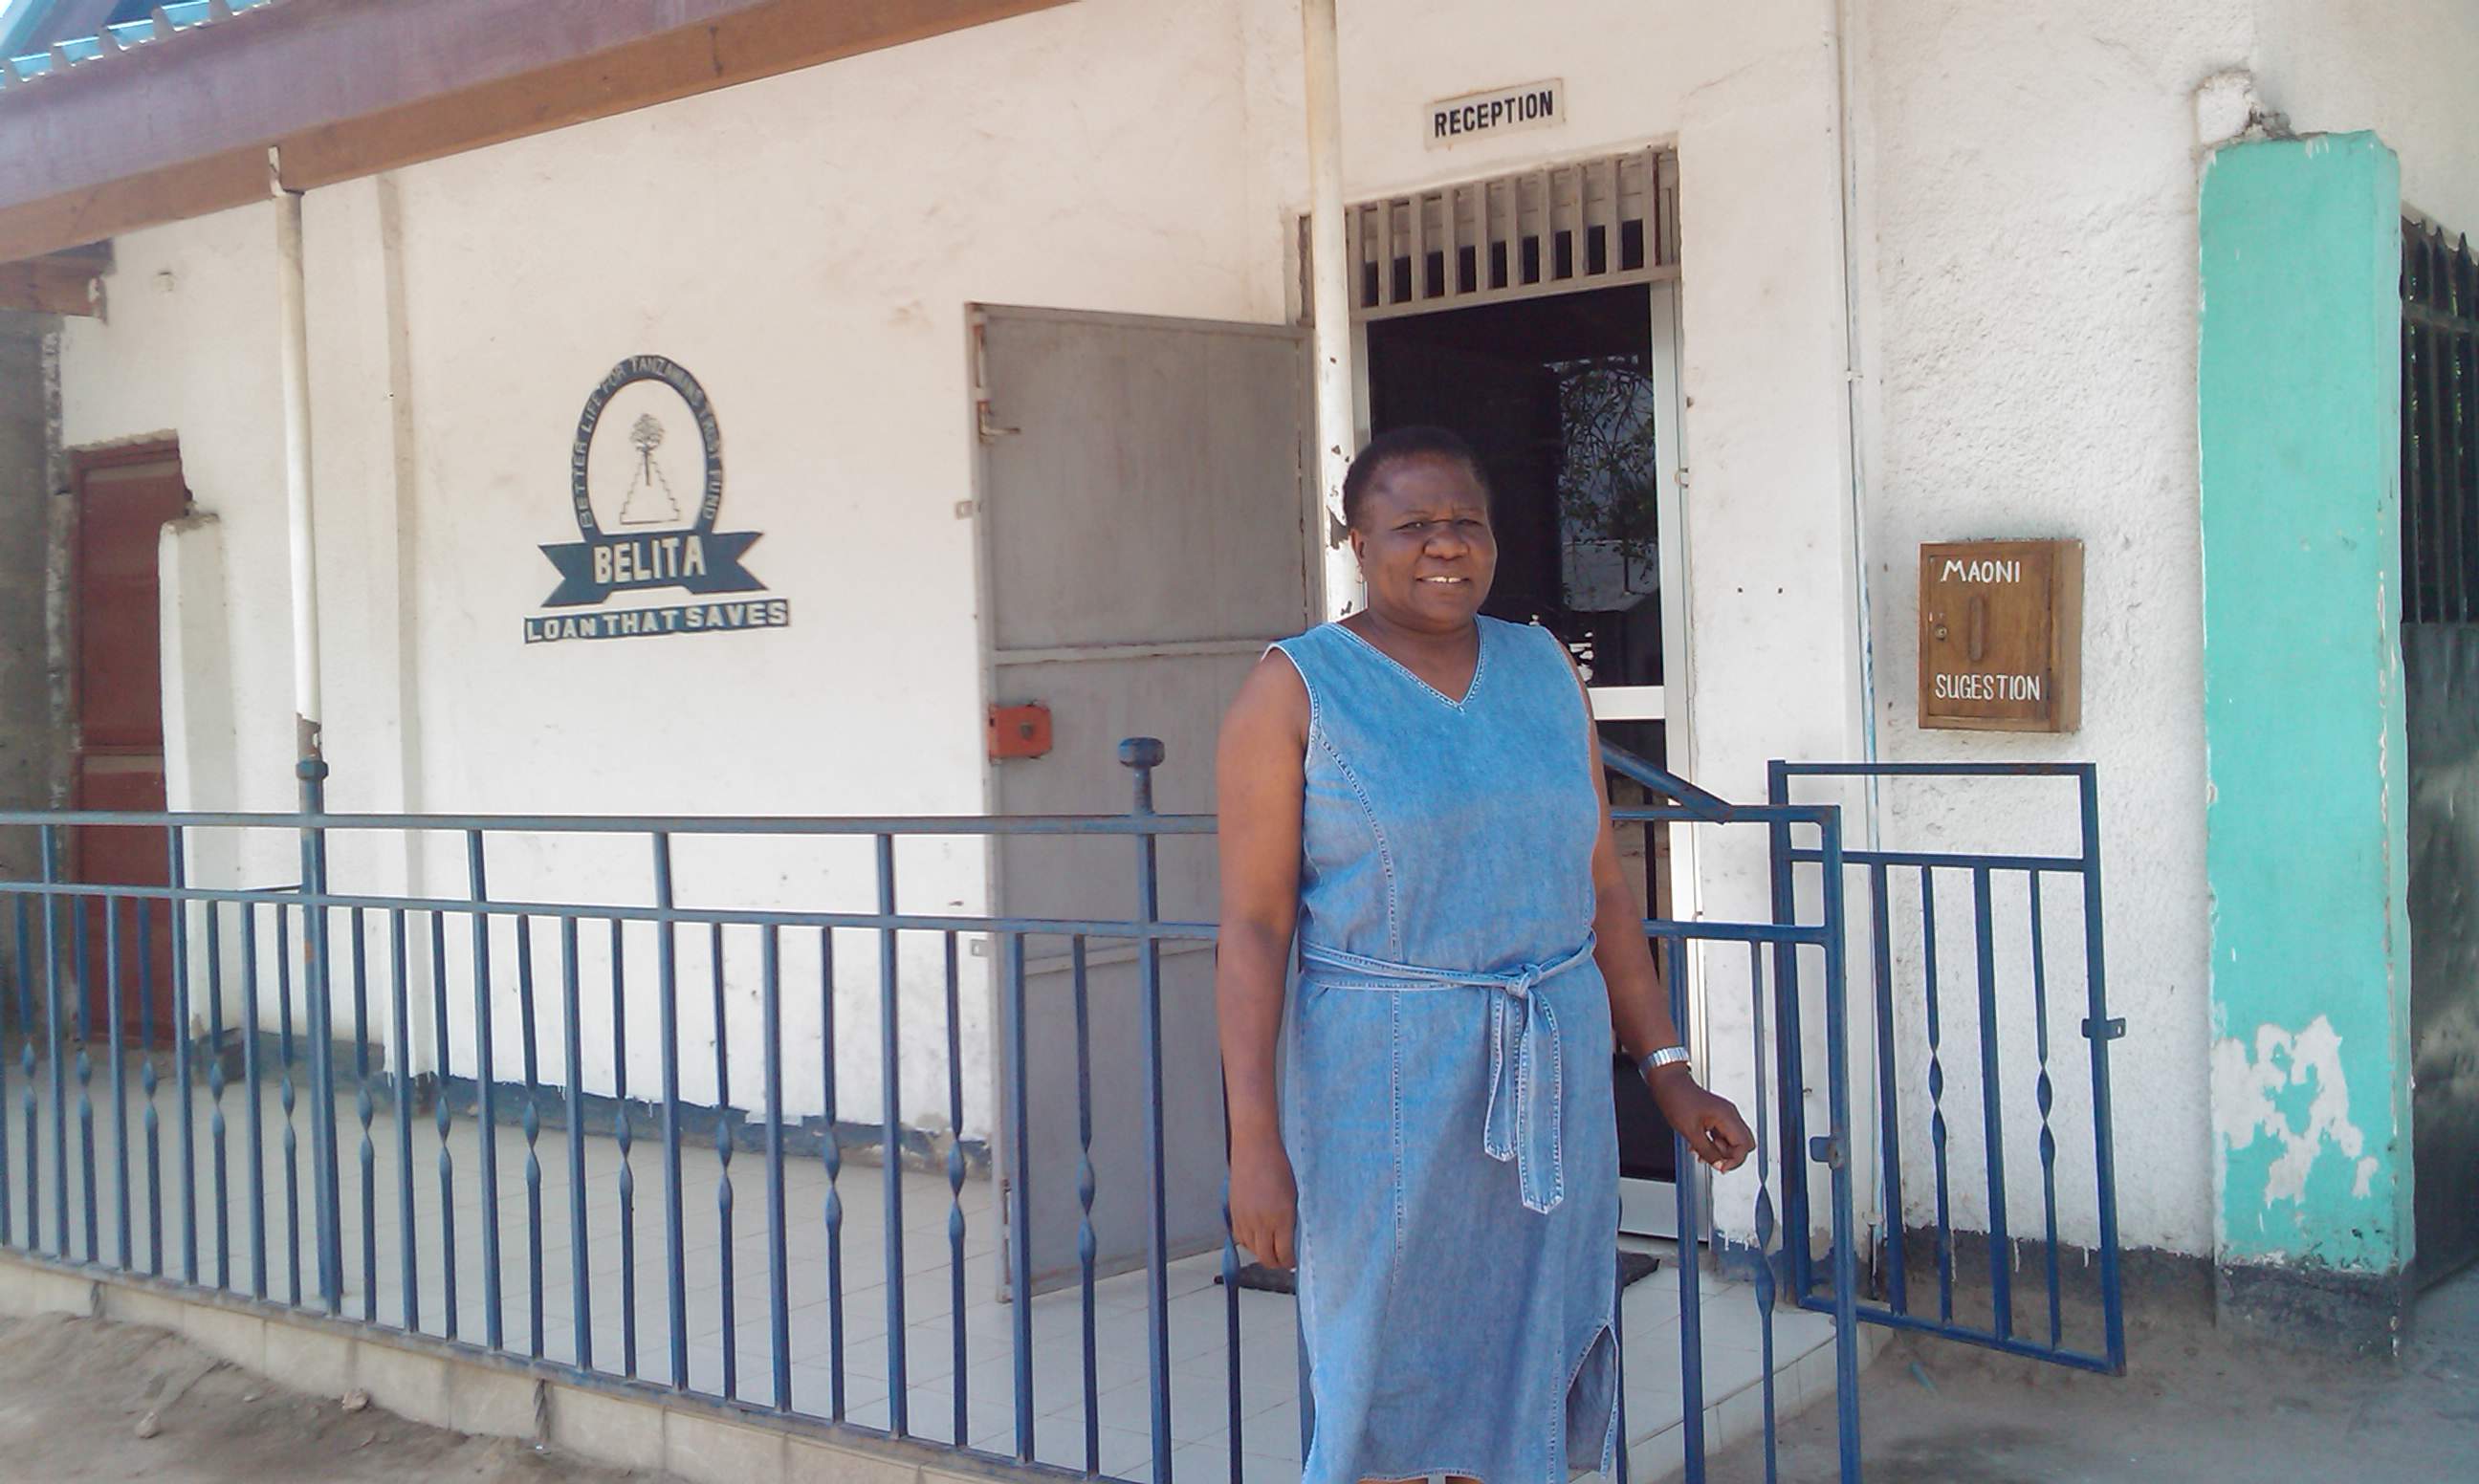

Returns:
0,742,1869,1483
1769,761,2124,1377
1601,738,1739,822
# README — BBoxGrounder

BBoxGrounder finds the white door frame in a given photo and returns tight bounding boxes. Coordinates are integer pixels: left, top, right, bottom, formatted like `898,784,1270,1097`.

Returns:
1618,279,1709,1240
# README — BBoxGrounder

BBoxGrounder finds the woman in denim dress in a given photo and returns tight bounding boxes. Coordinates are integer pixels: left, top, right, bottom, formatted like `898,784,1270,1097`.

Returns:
1216,426,1754,1484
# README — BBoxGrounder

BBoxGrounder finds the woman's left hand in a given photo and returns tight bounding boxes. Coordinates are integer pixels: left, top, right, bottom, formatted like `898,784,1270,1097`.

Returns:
1647,1071,1756,1172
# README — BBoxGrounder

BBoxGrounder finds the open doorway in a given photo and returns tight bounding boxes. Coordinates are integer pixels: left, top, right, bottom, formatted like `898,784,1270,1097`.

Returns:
1365,280,1691,1235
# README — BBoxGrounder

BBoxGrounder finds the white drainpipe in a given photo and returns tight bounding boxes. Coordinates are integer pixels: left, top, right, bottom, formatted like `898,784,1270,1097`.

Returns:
273,151,347,1304
1301,0,1359,620
272,152,323,763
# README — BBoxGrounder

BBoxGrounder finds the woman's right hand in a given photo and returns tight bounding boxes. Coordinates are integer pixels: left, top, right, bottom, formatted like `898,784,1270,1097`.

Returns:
1228,1133,1298,1269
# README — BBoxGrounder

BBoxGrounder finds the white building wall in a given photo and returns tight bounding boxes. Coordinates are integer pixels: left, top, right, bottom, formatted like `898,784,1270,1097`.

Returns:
2257,0,2479,233
1850,0,2254,1260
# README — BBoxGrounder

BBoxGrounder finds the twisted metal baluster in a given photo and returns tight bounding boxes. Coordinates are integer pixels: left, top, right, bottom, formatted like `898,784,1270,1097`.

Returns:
278,1065,298,1300
240,904,265,1299
872,836,907,1436
108,898,131,1272
429,915,458,1340
17,1039,34,1255
562,918,593,1372
2029,873,2063,1349
141,1030,161,1275
1921,867,1954,1322
820,927,846,1421
1074,937,1100,1476
39,839,64,1257
138,898,161,1277
514,1092,539,1348
389,910,418,1332
1971,867,2013,1340
759,924,786,1410
1868,862,1906,1315
205,904,229,1289
943,931,968,1446
712,923,736,1401
1002,934,1033,1461
276,904,299,1305
611,918,636,1378
351,908,376,1323
466,840,503,1354
167,833,198,1286
76,1043,96,1263
518,916,545,1360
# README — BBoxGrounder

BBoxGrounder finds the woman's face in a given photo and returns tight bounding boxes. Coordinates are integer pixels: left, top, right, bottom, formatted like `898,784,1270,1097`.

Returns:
1349,453,1497,633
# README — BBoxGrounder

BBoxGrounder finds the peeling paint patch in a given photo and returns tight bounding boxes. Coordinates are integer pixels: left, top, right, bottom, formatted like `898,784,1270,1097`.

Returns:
2211,1015,2375,1209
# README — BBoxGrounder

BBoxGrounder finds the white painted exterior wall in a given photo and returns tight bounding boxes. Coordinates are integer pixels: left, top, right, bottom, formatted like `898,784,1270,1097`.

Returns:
46,0,2479,1259
1853,0,2249,1262
1850,0,2479,1262
2258,0,2479,232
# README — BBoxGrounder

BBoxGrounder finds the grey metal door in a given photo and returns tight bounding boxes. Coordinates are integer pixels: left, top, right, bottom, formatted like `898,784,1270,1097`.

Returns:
974,305,1312,1292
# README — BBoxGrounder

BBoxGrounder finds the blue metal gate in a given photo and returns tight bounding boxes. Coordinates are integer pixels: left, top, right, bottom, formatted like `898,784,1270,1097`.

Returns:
1769,761,2125,1376
1604,743,1866,1482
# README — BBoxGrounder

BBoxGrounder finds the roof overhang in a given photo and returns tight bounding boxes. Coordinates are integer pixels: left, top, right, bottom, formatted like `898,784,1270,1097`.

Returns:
0,0,1072,293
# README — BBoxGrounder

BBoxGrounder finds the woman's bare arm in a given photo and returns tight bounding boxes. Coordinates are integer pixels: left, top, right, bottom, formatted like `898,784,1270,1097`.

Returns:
1570,665,1755,1171
1215,651,1310,1265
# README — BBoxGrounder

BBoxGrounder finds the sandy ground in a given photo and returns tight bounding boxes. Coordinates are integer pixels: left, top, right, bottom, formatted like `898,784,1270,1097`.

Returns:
1726,1266,2479,1483
0,1311,677,1484
3,1271,2469,1483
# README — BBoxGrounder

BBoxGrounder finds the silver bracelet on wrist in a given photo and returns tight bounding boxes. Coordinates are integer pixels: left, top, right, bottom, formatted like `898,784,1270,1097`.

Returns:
1636,1045,1692,1079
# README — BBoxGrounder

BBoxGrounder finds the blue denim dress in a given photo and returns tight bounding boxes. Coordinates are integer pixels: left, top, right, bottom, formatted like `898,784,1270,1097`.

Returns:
1272,617,1620,1484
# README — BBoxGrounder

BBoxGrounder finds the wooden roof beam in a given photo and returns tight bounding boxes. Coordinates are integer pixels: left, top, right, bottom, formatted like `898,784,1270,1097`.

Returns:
0,243,113,315
0,0,1073,265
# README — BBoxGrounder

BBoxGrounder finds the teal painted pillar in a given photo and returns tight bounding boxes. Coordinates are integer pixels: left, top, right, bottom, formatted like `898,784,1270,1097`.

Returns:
2199,132,2412,1351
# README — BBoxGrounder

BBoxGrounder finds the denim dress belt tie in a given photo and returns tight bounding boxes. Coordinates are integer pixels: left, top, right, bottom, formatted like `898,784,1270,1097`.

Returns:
1296,935,1598,1215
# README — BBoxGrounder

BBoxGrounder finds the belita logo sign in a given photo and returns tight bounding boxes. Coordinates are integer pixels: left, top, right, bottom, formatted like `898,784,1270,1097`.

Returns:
523,355,789,643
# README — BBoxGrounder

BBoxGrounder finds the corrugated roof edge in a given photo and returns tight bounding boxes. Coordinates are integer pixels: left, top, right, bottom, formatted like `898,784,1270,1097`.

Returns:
2,0,278,87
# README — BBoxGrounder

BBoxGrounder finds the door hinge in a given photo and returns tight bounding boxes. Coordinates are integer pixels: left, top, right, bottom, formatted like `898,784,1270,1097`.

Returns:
2081,1015,2127,1041
971,316,1020,443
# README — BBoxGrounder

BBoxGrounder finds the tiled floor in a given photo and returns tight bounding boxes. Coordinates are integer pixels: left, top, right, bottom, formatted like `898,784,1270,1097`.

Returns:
0,1048,1839,1481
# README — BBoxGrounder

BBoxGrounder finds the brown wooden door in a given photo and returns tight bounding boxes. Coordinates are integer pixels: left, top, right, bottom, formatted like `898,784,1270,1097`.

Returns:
70,444,186,1042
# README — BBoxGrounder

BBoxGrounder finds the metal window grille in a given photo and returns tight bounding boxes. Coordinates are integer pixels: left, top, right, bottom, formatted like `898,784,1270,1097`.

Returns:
1305,150,1679,322
2402,219,2479,623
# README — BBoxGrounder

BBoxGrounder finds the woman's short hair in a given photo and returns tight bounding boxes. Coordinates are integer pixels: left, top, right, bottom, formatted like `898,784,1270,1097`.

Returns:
1342,426,1491,530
